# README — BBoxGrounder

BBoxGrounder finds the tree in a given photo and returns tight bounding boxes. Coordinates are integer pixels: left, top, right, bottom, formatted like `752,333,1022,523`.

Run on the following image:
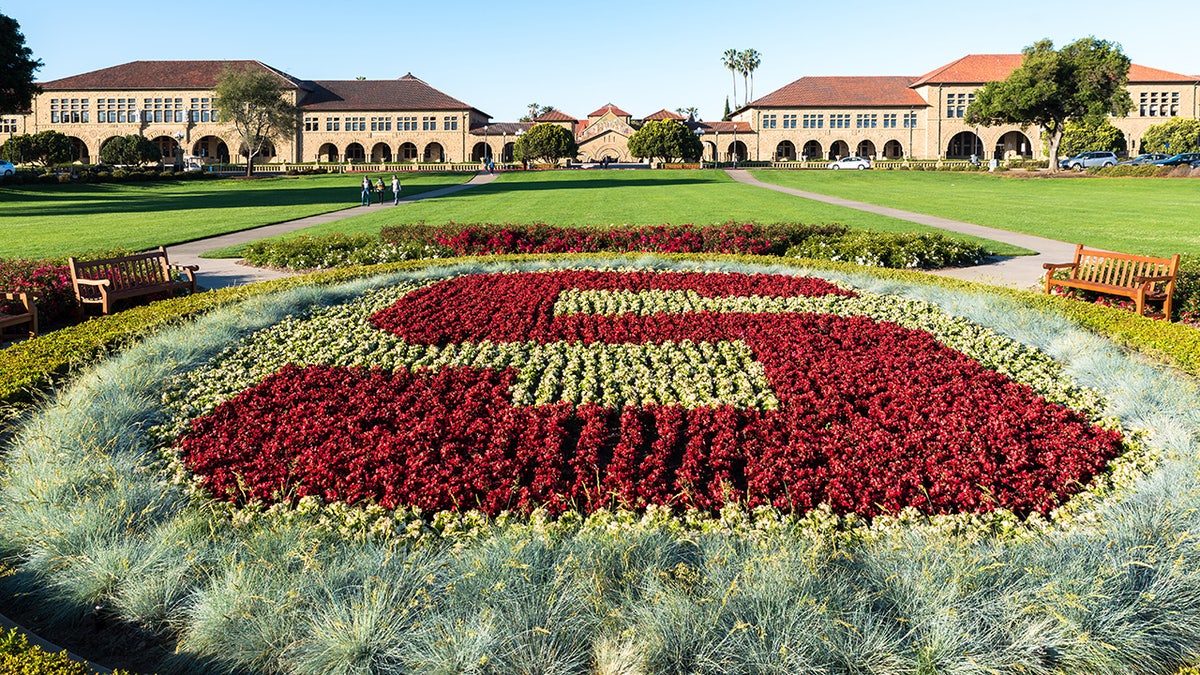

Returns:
723,97,731,122
722,49,740,107
214,65,298,176
1058,117,1126,156
675,107,700,122
1,131,71,166
627,119,704,164
965,37,1132,171
0,12,42,115
520,103,556,122
1139,118,1200,154
741,49,762,103
100,134,162,166
513,123,577,165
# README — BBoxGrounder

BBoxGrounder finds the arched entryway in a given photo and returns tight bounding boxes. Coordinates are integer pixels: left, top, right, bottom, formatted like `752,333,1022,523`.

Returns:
882,140,904,159
471,142,492,161
828,140,849,160
399,142,418,162
502,142,515,163
775,140,797,161
240,141,275,162
856,140,876,158
67,136,90,163
344,143,366,162
371,143,392,162
802,140,822,161
995,130,1033,160
727,141,747,162
151,136,179,165
703,141,716,161
946,131,983,159
317,143,339,162
192,136,229,163
423,142,445,163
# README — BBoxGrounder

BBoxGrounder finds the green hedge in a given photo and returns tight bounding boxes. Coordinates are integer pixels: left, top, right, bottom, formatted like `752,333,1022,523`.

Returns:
0,627,136,674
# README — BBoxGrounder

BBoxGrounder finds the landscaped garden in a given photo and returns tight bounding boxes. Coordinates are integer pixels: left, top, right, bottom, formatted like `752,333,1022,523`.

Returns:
3,254,1200,673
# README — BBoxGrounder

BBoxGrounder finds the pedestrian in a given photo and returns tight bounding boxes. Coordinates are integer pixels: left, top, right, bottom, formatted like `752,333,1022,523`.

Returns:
361,175,371,206
487,158,495,173
376,177,385,204
391,174,401,205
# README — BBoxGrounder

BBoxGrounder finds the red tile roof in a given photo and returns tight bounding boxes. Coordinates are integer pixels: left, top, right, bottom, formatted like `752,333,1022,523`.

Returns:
299,74,482,114
40,60,304,90
913,54,1199,86
588,103,631,118
749,76,926,108
642,109,685,121
534,109,577,122
470,122,533,136
697,121,752,133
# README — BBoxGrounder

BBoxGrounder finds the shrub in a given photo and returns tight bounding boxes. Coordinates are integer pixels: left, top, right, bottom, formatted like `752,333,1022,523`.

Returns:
0,258,75,324
1091,164,1168,177
241,233,443,270
0,627,135,674
787,231,988,269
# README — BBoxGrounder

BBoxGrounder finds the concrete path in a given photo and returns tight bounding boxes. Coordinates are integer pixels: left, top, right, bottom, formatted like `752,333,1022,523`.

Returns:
725,169,1077,290
166,172,499,289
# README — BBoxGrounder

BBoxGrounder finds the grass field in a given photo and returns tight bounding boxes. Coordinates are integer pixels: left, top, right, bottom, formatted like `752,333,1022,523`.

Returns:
750,169,1200,257
0,172,470,259
205,169,1030,257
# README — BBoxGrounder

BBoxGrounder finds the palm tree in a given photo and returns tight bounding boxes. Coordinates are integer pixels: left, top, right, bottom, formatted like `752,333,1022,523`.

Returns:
722,49,740,107
676,106,700,121
742,49,762,102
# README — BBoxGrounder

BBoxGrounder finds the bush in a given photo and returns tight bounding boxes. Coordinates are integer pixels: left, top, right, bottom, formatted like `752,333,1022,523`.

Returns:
0,627,136,674
241,233,440,270
1091,164,1169,177
787,231,988,269
0,259,75,324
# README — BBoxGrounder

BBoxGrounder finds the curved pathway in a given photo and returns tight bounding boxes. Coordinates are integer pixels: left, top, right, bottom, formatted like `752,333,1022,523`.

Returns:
726,169,1078,290
166,172,499,289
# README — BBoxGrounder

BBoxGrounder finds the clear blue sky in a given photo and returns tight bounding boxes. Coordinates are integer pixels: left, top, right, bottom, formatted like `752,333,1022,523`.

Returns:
9,1,1198,123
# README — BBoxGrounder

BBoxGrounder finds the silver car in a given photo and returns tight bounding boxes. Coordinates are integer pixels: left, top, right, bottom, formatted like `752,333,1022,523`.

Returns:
828,156,872,170
1059,151,1118,170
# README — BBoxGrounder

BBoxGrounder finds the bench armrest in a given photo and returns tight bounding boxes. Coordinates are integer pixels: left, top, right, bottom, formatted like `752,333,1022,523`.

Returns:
74,278,111,288
1042,262,1077,271
170,264,200,272
1132,274,1175,284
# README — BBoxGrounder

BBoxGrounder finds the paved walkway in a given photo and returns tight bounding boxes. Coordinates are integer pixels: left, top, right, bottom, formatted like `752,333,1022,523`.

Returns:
167,172,499,289
725,169,1076,290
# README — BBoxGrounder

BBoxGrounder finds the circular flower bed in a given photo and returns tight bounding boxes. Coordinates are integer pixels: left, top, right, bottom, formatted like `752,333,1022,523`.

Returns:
162,269,1120,518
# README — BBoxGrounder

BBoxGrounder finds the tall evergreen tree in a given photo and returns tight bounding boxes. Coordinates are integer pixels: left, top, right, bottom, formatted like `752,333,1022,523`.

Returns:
0,12,42,115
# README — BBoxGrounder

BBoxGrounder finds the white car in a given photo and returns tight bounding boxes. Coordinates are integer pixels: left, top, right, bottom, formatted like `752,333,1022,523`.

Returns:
828,156,871,170
0,160,14,177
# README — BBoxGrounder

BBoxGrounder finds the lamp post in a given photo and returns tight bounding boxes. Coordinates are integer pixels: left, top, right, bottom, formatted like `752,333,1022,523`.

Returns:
715,128,721,165
515,128,525,169
483,125,490,163
502,130,508,164
693,127,704,167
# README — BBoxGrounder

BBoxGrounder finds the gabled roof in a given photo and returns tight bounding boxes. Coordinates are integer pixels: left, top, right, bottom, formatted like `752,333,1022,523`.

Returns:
534,109,577,122
588,103,631,118
40,60,306,91
299,74,485,115
748,76,927,108
912,53,1200,86
642,109,686,121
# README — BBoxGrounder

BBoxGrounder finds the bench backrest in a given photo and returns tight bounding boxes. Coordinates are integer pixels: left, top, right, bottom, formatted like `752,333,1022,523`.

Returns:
69,247,172,291
1071,245,1180,290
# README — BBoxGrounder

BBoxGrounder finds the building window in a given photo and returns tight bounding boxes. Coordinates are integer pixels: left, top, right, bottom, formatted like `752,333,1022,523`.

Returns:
422,116,437,131
882,113,897,128
855,114,877,129
50,98,90,124
190,98,216,123
398,115,417,131
1140,91,1180,117
761,114,776,129
304,117,319,131
830,114,850,129
0,118,16,133
782,114,797,129
326,117,340,131
346,116,366,132
903,112,918,128
802,113,824,129
371,116,392,131
945,93,974,118
443,116,458,131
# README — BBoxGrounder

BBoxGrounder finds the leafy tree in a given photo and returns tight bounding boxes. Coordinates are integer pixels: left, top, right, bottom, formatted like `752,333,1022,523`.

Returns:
513,123,577,165
1139,118,1200,154
214,65,298,176
1,131,71,166
0,12,42,115
965,37,1132,170
722,49,739,107
519,103,556,122
628,119,704,164
723,97,731,122
675,106,700,122
100,134,162,166
1058,117,1126,156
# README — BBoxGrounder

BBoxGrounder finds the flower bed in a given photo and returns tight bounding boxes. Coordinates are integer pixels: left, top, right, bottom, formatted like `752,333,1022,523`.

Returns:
164,269,1119,518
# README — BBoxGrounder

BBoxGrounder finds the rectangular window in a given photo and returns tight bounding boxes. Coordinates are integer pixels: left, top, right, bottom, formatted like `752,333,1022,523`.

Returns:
782,113,797,129
855,114,877,128
422,115,436,131
882,113,897,128
0,118,16,133
443,116,458,131
802,113,823,129
830,113,850,129
326,117,340,131
304,117,319,131
761,113,776,129
903,112,917,128
345,116,366,131
398,115,417,131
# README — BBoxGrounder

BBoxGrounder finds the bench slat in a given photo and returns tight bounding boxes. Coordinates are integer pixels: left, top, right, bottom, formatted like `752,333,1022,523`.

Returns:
69,246,197,314
1043,245,1179,320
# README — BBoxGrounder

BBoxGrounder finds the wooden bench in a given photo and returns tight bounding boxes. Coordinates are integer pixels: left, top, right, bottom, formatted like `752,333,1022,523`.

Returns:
68,247,199,315
0,291,38,339
1043,244,1180,319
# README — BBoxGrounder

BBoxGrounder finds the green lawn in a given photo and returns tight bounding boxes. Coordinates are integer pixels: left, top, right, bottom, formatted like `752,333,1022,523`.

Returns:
0,172,471,259
209,169,1029,257
750,170,1200,257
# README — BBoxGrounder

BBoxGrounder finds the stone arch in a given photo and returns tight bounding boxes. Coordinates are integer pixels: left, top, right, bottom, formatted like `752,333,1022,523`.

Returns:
192,136,229,163
502,142,516,163
856,140,876,158
728,140,748,162
317,143,339,162
66,136,91,163
471,142,492,162
423,142,444,163
946,131,983,159
703,141,716,161
399,142,418,162
345,143,366,162
995,130,1033,159
828,140,849,160
371,143,393,162
150,135,179,164
775,140,797,161
802,140,822,160
882,140,904,159
240,141,276,161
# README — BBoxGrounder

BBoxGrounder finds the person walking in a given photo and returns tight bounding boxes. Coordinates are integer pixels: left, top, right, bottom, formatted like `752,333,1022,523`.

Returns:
391,174,401,205
375,177,385,204
361,175,371,206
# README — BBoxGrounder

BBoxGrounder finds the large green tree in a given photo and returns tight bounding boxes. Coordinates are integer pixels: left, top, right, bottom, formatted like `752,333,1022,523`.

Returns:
100,134,162,166
513,123,577,166
1,130,71,166
627,119,704,164
0,12,41,115
214,66,298,176
1058,117,1126,156
1139,118,1200,154
965,37,1132,170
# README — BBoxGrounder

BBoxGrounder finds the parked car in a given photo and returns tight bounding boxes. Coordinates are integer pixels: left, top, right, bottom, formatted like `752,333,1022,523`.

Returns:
1191,159,1200,169
828,156,872,170
1117,153,1169,166
0,160,14,177
1152,152,1200,166
1058,151,1118,170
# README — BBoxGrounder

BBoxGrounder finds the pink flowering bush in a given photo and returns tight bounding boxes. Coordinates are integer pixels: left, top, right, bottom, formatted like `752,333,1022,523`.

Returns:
0,258,74,324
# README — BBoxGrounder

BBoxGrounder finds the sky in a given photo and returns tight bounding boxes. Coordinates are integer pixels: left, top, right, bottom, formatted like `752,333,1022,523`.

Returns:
8,1,1198,123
